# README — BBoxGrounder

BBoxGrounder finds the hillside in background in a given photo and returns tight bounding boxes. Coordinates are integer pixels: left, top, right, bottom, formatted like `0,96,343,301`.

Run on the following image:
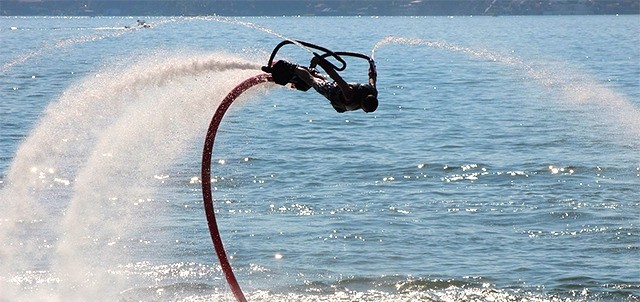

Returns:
1,0,639,16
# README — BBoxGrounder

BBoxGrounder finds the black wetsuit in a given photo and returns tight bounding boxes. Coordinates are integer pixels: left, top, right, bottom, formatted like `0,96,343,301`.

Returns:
314,81,377,113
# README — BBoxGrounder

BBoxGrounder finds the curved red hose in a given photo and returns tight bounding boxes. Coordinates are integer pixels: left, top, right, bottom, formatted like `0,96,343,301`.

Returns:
201,73,273,302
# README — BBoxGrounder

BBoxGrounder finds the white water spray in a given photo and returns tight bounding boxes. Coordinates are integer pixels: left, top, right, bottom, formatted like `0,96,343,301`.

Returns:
2,16,316,73
0,52,273,300
2,18,178,72
372,36,640,144
188,16,318,56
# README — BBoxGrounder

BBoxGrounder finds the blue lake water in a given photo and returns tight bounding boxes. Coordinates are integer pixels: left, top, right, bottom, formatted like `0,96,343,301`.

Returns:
0,15,639,301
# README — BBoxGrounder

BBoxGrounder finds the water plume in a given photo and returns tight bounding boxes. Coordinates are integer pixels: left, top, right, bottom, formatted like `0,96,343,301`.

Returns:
373,36,640,145
2,18,178,72
0,52,272,300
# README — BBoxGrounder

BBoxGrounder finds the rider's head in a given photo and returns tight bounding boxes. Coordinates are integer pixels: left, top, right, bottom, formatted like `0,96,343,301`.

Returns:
362,94,378,113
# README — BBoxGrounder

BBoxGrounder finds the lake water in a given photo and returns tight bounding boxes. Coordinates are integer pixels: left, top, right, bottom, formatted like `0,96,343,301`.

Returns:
0,15,638,302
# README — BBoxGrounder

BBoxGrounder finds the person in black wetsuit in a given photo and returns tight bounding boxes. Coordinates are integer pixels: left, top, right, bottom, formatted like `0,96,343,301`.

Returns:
293,55,378,113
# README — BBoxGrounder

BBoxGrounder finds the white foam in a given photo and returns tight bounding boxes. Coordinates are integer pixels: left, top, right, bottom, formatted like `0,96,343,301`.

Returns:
0,52,273,300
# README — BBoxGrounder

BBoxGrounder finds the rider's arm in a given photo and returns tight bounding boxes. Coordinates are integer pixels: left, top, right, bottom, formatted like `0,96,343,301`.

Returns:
312,56,353,101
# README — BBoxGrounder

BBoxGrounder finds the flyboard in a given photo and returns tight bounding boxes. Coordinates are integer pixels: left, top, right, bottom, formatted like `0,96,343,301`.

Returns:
200,40,374,302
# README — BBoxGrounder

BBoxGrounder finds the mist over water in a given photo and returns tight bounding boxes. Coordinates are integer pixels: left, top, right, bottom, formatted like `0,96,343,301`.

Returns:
0,51,271,300
373,36,640,146
0,16,638,302
1,18,181,72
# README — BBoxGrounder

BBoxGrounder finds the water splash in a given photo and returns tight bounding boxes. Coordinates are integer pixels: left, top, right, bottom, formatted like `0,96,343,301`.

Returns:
113,274,601,302
0,52,273,300
191,16,292,43
2,16,315,73
1,18,178,72
373,36,532,66
372,36,640,145
187,16,316,56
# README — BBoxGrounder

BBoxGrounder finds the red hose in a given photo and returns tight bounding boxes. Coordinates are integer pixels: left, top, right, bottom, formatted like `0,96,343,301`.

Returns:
201,73,273,302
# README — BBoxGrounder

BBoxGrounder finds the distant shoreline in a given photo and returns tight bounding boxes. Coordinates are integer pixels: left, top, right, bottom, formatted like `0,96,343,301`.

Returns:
1,0,639,17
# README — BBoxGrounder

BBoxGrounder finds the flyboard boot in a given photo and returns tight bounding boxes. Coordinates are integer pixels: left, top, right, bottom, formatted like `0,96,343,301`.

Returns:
261,39,348,92
261,39,375,92
261,60,311,91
